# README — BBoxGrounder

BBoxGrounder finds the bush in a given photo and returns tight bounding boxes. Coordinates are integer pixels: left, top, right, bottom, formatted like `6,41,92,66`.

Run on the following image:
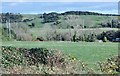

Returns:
2,46,119,74
36,37,45,41
1,46,66,68
98,56,120,74
25,48,51,65
1,46,25,68
97,30,120,42
46,30,72,41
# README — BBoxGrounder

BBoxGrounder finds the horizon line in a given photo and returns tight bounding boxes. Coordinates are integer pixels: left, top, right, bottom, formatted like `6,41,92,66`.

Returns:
0,10,119,15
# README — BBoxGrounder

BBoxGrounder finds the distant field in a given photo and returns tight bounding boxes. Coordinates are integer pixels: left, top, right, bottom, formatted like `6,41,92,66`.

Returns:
21,14,118,29
2,41,118,71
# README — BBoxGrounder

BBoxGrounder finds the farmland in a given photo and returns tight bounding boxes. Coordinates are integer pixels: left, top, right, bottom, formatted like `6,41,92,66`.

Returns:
1,9,120,74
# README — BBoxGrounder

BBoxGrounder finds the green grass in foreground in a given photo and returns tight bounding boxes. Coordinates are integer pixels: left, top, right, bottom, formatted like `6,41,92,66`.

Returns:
2,41,118,71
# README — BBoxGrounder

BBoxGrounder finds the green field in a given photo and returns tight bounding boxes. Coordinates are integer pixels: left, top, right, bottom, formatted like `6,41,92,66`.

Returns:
19,14,118,29
2,41,118,71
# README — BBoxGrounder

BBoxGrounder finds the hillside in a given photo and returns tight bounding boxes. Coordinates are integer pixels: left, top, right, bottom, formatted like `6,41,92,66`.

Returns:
0,11,120,41
22,14,118,29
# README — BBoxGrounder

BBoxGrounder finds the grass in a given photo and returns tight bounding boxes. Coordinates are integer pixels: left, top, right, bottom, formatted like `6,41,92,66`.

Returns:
21,14,118,29
2,41,118,71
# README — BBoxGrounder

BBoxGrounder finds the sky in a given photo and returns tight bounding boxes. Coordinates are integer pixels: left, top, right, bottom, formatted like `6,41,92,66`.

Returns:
1,2,119,14
1,0,120,2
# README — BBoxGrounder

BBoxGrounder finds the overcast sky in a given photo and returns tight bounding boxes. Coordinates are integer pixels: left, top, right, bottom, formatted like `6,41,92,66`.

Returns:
1,2,119,14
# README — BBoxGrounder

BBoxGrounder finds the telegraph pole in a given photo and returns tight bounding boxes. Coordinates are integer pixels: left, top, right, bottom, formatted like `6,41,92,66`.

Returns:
8,18,11,39
83,19,84,28
111,17,113,28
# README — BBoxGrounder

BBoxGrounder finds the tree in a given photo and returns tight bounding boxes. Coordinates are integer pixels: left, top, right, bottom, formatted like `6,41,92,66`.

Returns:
73,31,77,42
42,12,59,23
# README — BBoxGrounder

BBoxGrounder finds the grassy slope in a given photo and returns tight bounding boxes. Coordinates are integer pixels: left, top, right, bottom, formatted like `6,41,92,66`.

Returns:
25,14,118,37
22,14,43,28
2,41,118,71
2,14,117,38
59,15,116,28
22,14,118,28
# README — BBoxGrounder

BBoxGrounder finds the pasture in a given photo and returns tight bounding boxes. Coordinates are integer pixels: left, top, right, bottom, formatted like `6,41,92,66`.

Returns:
2,41,118,71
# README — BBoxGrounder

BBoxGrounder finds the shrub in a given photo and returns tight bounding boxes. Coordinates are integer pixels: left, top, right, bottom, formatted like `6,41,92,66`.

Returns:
1,46,25,68
36,37,44,41
97,30,120,42
25,48,49,65
1,46,66,69
98,56,120,74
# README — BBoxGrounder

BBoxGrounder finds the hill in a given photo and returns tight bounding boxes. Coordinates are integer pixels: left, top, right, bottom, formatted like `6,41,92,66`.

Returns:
0,11,119,41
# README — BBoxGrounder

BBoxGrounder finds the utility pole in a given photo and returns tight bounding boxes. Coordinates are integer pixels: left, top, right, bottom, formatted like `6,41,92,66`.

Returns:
111,17,113,28
6,13,11,39
5,20,9,37
8,18,11,39
83,19,84,28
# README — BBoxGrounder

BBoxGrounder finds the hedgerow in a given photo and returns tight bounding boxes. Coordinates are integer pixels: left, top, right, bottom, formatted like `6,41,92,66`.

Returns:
1,46,120,74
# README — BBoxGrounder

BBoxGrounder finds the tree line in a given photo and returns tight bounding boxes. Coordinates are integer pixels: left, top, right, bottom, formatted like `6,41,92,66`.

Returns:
39,11,119,23
39,11,120,28
60,11,119,16
0,12,23,23
36,30,120,42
